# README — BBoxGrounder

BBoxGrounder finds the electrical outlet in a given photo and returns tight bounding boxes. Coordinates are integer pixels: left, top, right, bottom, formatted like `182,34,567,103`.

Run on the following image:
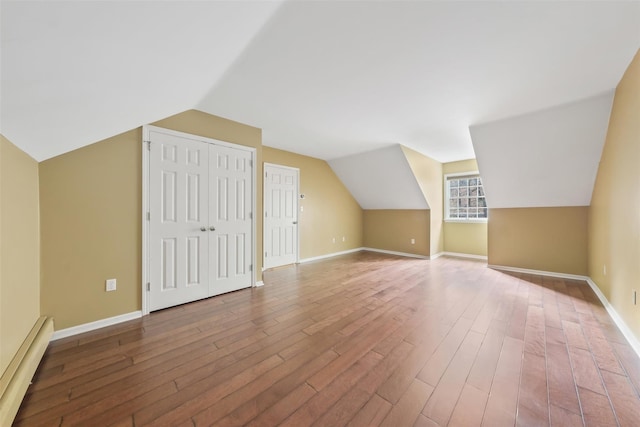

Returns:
300,206,304,212
603,265,607,276
411,238,415,245
332,237,336,243
106,278,117,292
342,236,345,242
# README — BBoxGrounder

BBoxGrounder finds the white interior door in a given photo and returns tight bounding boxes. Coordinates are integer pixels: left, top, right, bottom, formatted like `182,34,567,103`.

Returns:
149,131,209,311
148,128,254,312
210,144,253,295
264,163,299,269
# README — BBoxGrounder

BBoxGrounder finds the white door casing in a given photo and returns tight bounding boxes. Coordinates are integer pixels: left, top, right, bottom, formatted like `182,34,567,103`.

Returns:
145,126,255,312
264,163,299,269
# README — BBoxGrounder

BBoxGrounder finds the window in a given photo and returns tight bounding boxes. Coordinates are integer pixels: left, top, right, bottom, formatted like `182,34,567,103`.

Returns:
445,172,487,221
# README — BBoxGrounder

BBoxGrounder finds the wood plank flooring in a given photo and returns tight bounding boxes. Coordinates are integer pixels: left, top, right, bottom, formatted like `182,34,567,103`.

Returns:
13,252,640,426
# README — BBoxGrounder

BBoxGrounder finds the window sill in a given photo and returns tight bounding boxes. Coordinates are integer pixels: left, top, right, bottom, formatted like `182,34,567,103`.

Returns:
444,218,488,224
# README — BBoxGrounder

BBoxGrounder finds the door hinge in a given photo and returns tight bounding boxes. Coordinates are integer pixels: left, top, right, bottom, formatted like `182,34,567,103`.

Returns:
249,160,253,167
249,264,253,271
146,282,150,291
265,171,267,178
249,212,252,219
146,212,150,221
265,251,268,257
145,140,151,150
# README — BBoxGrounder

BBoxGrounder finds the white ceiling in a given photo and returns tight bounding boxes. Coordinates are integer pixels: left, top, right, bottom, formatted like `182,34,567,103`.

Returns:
0,0,283,161
329,145,428,210
1,1,639,163
470,91,615,208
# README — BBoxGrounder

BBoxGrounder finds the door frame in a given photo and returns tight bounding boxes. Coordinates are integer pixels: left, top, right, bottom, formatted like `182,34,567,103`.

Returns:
263,162,300,270
141,125,257,316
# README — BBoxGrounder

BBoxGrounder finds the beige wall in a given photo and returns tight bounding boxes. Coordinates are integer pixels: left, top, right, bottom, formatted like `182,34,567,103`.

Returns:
40,129,142,330
442,159,488,256
588,49,640,341
363,210,430,257
0,136,41,374
488,207,588,276
40,110,262,330
443,222,488,256
443,158,478,175
263,147,362,259
402,146,443,256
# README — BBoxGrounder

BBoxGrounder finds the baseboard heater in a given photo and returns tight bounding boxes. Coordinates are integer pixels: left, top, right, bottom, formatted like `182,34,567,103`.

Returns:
0,316,54,426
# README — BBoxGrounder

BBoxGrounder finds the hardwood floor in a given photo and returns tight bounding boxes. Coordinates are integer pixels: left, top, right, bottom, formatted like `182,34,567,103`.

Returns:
14,252,640,426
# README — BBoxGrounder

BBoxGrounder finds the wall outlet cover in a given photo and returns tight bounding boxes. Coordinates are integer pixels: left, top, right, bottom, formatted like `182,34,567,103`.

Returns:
106,279,117,292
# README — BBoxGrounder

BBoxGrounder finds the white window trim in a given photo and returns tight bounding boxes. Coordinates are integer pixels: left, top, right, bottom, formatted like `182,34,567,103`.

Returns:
444,170,488,223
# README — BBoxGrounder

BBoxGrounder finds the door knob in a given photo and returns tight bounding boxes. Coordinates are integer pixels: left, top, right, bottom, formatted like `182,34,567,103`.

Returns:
200,227,207,232
209,226,216,231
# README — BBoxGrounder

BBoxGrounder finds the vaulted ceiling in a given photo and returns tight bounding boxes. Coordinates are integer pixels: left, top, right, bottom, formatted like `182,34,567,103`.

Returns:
1,1,639,209
471,91,615,208
329,145,429,210
1,0,282,161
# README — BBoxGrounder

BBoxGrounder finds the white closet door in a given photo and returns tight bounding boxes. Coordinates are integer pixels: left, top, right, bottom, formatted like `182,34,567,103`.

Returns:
264,164,299,269
209,144,253,295
149,131,209,311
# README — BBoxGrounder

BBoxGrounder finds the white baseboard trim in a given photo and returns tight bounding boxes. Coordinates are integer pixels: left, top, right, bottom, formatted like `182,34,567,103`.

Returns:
429,252,443,260
254,281,264,287
489,264,589,282
362,247,429,260
299,247,431,263
299,248,364,263
586,278,640,358
441,252,488,261
51,311,143,341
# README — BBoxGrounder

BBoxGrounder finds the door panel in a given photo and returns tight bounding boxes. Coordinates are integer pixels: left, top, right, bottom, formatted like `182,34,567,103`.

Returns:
209,145,253,295
161,238,177,290
264,164,299,269
149,131,209,311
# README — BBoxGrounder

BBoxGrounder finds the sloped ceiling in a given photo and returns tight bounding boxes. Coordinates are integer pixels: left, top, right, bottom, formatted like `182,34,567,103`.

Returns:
0,0,284,161
2,1,639,163
470,92,615,208
328,145,428,210
198,0,640,162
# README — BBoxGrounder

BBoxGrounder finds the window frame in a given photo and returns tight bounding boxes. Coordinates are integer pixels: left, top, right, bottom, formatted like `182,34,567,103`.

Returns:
444,171,488,223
